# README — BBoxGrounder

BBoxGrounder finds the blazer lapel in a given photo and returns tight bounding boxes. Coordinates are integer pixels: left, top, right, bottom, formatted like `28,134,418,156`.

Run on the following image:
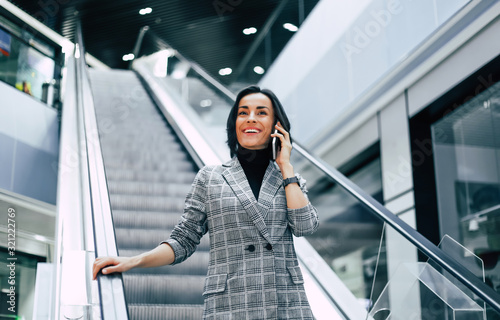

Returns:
222,157,272,243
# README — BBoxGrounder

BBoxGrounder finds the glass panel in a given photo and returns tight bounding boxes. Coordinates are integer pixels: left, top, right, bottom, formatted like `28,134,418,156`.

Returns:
300,156,387,306
429,235,487,318
0,23,57,103
432,79,500,319
370,262,484,320
370,216,500,318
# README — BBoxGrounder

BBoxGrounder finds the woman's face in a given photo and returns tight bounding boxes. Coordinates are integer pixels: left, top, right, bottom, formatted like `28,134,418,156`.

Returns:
236,93,275,150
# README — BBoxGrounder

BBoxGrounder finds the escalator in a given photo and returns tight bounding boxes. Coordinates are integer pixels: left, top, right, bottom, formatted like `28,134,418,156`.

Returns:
88,69,208,319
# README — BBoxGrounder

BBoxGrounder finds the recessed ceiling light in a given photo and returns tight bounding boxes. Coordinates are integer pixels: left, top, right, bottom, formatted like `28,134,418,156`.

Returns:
122,53,135,61
219,67,232,76
139,7,153,15
283,23,298,32
243,27,257,35
200,99,212,107
253,66,265,75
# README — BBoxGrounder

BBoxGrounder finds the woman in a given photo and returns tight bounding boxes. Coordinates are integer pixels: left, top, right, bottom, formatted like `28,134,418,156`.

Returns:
92,86,319,319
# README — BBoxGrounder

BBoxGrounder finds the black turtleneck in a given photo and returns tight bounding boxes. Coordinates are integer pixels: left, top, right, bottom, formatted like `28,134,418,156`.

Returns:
237,146,270,201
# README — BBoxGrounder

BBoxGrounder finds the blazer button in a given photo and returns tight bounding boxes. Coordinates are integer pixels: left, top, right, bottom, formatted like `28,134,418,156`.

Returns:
265,243,273,250
246,245,255,252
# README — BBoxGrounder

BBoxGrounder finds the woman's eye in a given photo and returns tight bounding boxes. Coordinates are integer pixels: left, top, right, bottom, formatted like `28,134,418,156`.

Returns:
238,111,247,116
258,111,267,115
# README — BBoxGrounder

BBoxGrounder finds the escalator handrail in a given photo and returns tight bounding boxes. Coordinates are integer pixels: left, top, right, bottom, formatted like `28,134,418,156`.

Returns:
75,21,129,320
132,29,500,313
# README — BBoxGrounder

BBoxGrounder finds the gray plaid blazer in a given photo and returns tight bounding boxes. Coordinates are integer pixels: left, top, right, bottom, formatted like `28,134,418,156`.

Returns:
163,157,319,319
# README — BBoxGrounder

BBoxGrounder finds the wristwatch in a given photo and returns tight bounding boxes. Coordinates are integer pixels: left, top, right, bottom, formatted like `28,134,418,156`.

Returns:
283,176,299,188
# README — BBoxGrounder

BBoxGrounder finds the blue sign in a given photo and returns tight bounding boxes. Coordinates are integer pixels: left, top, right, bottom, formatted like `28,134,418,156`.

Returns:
0,28,11,57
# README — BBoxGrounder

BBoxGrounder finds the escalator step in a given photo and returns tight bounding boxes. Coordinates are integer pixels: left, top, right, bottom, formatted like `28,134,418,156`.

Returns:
102,149,189,162
115,228,210,251
120,249,209,275
108,181,192,197
102,158,195,171
112,210,183,229
102,141,184,153
110,194,185,211
105,168,196,184
123,274,205,304
128,304,204,320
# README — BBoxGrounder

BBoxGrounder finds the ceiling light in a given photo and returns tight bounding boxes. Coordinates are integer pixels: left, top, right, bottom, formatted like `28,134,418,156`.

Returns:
139,7,153,15
122,53,135,61
253,66,265,74
243,27,257,35
283,23,298,32
200,99,212,107
219,67,232,76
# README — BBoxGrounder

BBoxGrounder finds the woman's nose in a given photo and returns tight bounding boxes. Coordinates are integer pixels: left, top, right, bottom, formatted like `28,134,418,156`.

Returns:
247,112,257,122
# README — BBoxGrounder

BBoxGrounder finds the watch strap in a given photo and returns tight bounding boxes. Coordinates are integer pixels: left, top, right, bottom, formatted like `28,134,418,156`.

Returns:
283,176,299,188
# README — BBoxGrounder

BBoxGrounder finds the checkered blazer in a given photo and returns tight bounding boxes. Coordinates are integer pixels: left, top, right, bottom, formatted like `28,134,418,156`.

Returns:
163,157,319,320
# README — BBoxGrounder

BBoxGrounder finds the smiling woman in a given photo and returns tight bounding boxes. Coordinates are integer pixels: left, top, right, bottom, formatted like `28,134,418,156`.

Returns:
93,85,319,320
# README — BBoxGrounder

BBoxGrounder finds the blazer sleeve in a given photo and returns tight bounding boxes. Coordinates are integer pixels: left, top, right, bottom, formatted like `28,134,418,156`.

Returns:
160,166,209,265
287,173,319,237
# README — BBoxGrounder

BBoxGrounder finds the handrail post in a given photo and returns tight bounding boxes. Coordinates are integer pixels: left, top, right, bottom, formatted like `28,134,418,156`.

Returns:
129,26,150,69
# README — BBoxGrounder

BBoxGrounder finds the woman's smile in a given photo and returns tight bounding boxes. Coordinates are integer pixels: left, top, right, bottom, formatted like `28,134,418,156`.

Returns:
242,127,262,135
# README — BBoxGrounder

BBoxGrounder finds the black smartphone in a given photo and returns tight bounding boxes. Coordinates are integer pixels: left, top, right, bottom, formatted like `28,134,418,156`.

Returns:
272,123,280,160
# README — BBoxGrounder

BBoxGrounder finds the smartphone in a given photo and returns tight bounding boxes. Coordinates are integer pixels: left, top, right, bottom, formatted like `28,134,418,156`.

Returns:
272,129,279,160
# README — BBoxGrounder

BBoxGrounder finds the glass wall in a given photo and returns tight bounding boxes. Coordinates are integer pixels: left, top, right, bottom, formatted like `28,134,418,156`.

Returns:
0,16,59,105
432,80,500,306
304,156,387,306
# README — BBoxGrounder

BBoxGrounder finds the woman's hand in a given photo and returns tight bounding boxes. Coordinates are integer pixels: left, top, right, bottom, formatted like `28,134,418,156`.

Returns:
92,244,176,280
92,256,137,280
271,121,293,170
